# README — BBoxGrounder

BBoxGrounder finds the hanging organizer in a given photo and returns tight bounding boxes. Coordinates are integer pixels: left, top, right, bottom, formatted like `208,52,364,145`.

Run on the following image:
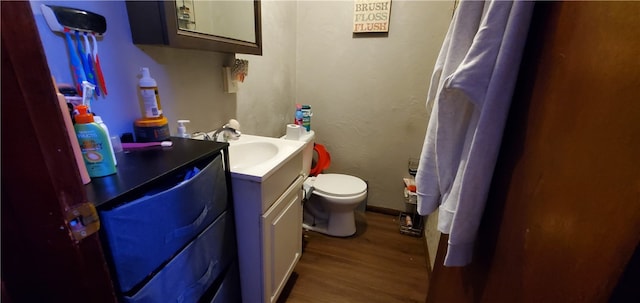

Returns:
400,158,423,237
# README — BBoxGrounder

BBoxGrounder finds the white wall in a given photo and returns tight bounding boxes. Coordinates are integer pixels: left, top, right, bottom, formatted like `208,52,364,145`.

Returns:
236,0,299,137
296,0,453,210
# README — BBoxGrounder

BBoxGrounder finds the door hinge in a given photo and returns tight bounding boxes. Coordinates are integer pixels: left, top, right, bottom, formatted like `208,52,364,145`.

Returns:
65,203,100,242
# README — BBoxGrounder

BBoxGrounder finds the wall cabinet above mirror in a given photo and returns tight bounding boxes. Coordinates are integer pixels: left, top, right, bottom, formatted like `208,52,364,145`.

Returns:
126,0,262,55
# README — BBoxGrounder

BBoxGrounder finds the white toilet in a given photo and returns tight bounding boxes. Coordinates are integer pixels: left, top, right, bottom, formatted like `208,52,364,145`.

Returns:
295,131,367,237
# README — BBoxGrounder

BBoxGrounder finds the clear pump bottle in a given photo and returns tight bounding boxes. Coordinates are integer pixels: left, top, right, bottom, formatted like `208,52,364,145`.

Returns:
176,120,191,138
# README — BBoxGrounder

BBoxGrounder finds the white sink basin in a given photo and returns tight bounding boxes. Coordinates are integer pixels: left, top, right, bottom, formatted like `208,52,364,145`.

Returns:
194,133,305,181
228,141,278,170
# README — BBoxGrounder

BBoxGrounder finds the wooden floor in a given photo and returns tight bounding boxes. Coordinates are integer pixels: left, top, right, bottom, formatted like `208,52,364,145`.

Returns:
277,211,429,303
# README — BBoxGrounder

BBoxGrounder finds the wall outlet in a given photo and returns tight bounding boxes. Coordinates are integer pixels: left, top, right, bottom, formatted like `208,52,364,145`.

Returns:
222,67,238,93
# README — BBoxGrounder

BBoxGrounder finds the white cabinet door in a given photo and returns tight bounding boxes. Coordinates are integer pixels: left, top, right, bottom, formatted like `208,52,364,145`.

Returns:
261,176,303,303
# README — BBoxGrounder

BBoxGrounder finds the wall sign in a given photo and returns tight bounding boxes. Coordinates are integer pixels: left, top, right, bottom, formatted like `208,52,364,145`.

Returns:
353,0,392,33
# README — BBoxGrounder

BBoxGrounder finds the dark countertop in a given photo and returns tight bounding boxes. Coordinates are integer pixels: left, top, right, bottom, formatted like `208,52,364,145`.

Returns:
86,137,228,210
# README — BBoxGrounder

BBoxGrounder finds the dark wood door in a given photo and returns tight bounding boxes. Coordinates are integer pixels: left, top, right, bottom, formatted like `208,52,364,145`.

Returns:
1,2,117,302
427,2,640,302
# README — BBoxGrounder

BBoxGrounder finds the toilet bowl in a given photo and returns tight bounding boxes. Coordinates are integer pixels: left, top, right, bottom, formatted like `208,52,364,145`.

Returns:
302,174,367,237
291,130,368,237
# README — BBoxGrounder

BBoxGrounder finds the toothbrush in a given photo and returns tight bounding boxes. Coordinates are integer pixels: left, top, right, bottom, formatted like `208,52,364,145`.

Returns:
91,34,108,95
83,33,99,96
64,30,86,95
75,31,90,81
121,141,173,149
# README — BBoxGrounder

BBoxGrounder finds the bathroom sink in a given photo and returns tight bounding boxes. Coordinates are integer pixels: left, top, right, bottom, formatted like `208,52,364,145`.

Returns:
228,141,278,170
194,132,305,181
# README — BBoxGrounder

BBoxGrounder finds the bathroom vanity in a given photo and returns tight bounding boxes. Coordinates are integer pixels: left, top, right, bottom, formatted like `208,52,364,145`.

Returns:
223,135,305,303
86,138,240,302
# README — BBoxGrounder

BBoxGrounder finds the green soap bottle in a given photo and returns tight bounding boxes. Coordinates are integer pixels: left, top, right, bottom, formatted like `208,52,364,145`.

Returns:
74,105,117,178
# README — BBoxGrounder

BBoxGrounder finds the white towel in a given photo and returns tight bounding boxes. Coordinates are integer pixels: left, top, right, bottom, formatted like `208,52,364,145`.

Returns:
416,0,533,266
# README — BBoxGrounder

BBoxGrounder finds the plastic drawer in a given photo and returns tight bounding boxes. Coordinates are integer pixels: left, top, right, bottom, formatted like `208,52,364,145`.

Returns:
123,211,236,303
209,262,241,303
100,155,228,292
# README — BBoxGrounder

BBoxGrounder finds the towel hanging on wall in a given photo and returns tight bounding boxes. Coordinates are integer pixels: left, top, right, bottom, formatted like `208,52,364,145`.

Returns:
415,0,534,267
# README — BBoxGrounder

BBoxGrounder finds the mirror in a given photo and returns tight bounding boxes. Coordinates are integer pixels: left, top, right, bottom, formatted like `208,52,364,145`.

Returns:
175,0,256,43
126,0,262,55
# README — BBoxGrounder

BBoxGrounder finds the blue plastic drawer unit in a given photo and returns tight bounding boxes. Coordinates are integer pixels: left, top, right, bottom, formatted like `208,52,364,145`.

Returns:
123,212,236,303
209,261,241,303
99,155,228,292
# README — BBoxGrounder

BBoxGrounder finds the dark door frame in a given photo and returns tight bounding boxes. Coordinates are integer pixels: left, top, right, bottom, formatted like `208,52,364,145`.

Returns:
1,2,116,302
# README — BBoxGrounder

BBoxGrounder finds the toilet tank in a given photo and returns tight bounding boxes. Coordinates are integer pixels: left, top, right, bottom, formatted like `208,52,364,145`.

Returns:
299,130,315,177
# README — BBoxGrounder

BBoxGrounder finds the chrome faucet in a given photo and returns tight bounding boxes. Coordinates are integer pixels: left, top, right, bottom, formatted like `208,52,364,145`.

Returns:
191,132,213,141
211,124,241,142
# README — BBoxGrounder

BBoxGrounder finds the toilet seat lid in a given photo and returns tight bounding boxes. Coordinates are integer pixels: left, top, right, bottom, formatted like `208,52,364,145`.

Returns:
314,174,367,197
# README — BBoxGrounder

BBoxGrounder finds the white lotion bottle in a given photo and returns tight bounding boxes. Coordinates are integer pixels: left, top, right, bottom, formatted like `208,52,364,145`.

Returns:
138,67,163,118
94,115,117,165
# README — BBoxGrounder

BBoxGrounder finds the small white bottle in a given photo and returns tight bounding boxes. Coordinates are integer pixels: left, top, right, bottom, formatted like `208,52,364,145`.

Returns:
138,67,163,118
176,120,191,138
93,115,117,165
